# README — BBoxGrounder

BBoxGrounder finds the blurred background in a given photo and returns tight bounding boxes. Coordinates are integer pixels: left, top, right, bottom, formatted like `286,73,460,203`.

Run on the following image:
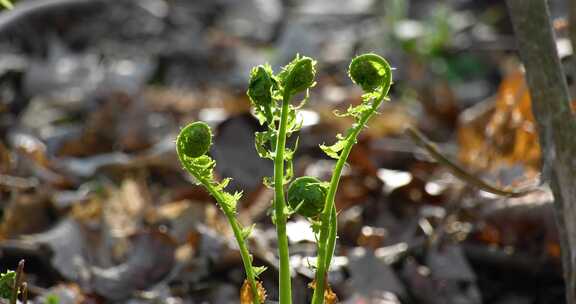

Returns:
0,0,571,303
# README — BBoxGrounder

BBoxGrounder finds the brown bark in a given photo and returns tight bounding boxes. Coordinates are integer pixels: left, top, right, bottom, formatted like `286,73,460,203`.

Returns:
570,0,576,62
506,0,576,303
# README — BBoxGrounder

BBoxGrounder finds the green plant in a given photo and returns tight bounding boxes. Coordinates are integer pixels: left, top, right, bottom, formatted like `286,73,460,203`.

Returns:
287,176,327,218
176,123,265,304
0,0,12,9
312,53,392,304
178,122,212,158
45,294,60,304
248,54,317,304
0,271,15,299
0,260,28,304
176,53,392,304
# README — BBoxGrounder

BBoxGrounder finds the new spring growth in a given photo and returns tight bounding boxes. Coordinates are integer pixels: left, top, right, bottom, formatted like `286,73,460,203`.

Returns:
287,176,328,218
249,54,318,182
176,53,392,304
278,55,317,97
247,54,318,304
247,64,275,125
176,121,264,304
0,271,15,299
312,53,392,304
348,53,392,95
177,121,213,158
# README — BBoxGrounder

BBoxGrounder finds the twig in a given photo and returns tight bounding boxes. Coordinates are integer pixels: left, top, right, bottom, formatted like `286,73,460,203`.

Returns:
405,126,534,198
0,174,38,190
20,283,27,304
9,260,24,304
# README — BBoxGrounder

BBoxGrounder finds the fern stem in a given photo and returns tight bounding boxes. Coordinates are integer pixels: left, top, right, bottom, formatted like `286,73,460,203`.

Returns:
324,207,338,272
311,92,386,304
201,178,261,304
225,211,261,304
274,94,293,304
179,161,261,304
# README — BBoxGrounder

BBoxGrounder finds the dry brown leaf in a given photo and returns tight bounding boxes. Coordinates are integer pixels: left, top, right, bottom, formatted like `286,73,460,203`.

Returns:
104,177,151,238
0,140,11,173
90,230,177,300
240,279,266,304
458,64,542,178
12,133,49,167
460,61,576,180
0,192,52,238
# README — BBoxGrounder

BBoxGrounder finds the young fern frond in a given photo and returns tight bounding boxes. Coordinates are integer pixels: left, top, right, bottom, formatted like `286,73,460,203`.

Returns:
287,176,328,218
248,54,317,304
177,53,391,304
176,122,264,304
311,53,392,304
0,270,15,300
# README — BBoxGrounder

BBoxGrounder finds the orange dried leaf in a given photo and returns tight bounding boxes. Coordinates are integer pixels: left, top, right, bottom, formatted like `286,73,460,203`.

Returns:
476,224,501,245
547,242,561,259
309,280,338,304
460,62,576,182
240,280,266,304
458,65,540,178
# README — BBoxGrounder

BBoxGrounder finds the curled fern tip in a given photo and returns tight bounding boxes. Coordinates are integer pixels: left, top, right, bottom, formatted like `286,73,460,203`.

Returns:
280,55,317,97
348,53,392,94
177,121,213,159
287,176,327,218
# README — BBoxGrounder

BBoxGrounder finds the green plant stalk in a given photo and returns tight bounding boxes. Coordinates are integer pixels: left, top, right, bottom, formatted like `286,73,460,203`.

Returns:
224,212,260,304
179,162,260,304
273,93,293,304
311,92,387,304
324,207,338,271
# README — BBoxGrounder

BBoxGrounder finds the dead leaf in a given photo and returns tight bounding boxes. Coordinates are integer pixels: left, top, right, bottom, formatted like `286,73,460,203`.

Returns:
104,177,150,239
240,279,266,304
357,226,388,250
145,200,207,243
471,189,558,257
458,63,576,180
11,132,49,167
308,280,338,304
347,249,405,298
20,219,92,281
0,140,11,173
90,230,176,300
0,192,52,238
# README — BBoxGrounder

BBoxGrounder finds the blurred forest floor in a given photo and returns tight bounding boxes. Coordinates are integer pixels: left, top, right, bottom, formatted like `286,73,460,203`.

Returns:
0,0,572,303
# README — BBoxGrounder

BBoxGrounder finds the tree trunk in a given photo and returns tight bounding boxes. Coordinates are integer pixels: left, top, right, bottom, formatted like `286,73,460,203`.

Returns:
506,0,576,303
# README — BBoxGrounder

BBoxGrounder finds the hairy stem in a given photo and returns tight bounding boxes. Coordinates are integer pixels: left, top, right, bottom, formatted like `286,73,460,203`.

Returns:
201,177,261,304
179,158,260,304
312,92,386,304
274,93,292,304
324,207,338,271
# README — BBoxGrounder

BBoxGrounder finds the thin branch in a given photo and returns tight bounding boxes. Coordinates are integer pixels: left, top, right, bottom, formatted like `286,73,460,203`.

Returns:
405,126,535,198
10,260,24,304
